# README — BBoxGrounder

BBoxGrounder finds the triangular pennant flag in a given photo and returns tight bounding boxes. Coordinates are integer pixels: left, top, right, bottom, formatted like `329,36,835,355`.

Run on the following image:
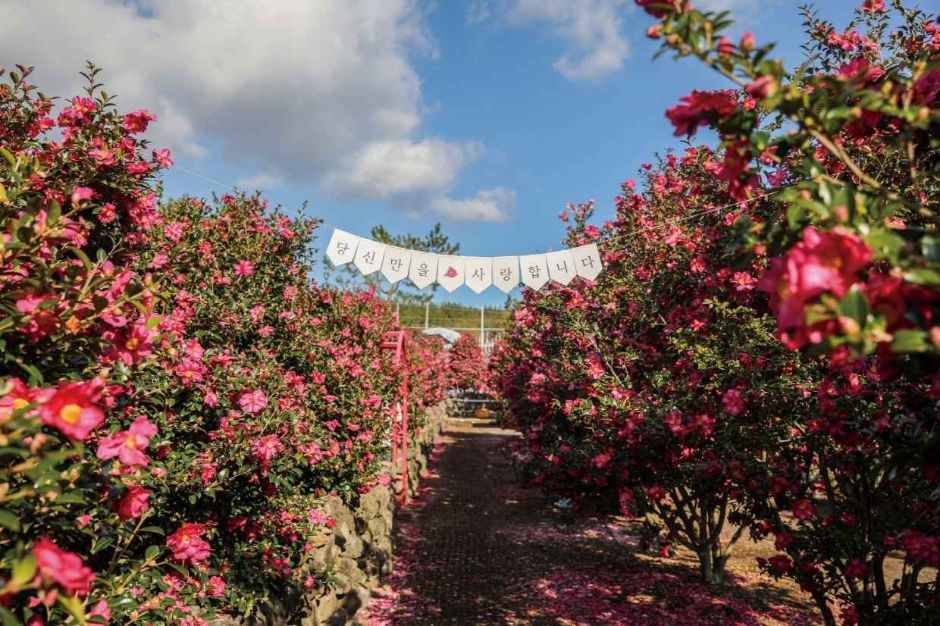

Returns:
464,257,493,294
519,254,549,290
492,256,520,294
572,243,603,280
353,239,386,275
408,252,438,289
325,229,360,267
381,246,412,284
436,256,465,292
546,249,577,286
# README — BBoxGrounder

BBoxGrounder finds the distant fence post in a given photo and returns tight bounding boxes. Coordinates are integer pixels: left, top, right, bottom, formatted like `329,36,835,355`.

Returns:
424,302,429,329
479,306,485,351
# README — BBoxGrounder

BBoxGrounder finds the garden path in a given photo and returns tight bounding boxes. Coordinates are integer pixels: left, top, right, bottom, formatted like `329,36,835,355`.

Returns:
364,419,818,626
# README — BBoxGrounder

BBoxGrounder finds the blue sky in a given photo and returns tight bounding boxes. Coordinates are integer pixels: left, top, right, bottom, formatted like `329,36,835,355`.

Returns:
1,0,867,306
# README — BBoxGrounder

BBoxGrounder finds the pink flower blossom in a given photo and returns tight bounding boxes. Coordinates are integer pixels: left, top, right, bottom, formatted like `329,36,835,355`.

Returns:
37,380,106,440
114,485,151,521
167,523,211,563
238,389,268,413
33,538,95,596
233,260,255,277
96,416,158,466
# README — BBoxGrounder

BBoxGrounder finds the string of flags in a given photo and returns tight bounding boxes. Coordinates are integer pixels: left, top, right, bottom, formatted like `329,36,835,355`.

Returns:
325,228,604,294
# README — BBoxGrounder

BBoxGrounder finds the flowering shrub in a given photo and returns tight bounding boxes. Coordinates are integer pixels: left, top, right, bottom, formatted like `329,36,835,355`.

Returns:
495,2,940,623
493,153,819,585
446,334,488,393
0,64,172,624
1,66,454,625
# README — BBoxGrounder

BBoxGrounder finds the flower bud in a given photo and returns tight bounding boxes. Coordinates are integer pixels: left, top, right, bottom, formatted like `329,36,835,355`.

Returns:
740,31,755,52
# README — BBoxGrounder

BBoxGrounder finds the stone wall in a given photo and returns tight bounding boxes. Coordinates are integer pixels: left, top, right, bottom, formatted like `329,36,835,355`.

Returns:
214,401,448,626
397,401,448,501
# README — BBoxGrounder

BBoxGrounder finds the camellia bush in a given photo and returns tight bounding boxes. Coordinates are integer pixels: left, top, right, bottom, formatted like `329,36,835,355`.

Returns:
0,66,453,625
496,2,939,624
445,333,488,393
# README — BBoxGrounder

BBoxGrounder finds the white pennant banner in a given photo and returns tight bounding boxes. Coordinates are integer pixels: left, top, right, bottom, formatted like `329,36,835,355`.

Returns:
519,254,550,290
546,249,577,286
381,246,412,284
572,243,603,280
326,229,360,267
354,239,386,275
409,252,438,289
326,229,604,294
493,256,520,294
437,256,465,292
464,257,493,294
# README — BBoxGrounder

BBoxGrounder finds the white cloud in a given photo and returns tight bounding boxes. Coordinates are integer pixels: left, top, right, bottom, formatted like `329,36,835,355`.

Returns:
326,139,483,199
236,172,284,190
0,0,506,220
432,187,514,222
474,0,630,81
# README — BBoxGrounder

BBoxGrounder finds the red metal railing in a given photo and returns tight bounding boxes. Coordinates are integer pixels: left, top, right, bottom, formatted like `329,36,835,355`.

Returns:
381,328,409,505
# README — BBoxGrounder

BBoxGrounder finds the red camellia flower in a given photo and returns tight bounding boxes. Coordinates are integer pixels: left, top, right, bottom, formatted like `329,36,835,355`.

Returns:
635,0,683,18
665,90,738,137
36,380,106,440
114,485,151,521
33,538,96,596
845,559,870,579
122,109,157,134
769,554,793,574
167,523,212,563
96,416,158,466
791,498,816,521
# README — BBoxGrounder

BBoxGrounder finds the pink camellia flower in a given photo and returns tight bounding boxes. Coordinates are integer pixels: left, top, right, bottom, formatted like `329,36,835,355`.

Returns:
745,75,778,99
238,389,267,414
88,600,112,621
96,416,158,466
152,148,173,167
33,538,96,596
207,575,226,597
721,389,745,416
862,0,885,13
70,186,94,207
167,523,211,563
114,485,151,521
252,434,283,463
0,378,36,420
16,293,58,340
103,322,155,365
233,260,255,277
36,380,106,440
758,227,872,342
122,109,157,134
647,486,667,501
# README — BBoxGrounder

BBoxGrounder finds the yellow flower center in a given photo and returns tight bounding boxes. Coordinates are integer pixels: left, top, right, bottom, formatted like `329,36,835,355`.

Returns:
12,398,29,411
59,403,83,424
124,436,138,449
126,337,139,350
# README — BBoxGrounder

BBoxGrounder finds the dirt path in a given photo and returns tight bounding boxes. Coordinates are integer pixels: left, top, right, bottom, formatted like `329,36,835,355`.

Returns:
365,419,819,626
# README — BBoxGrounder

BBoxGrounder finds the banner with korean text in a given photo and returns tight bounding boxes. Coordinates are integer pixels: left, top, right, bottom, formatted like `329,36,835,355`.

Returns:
325,228,603,294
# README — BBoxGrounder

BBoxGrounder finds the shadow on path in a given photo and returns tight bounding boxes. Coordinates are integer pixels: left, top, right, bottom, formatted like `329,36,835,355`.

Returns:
366,419,819,626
